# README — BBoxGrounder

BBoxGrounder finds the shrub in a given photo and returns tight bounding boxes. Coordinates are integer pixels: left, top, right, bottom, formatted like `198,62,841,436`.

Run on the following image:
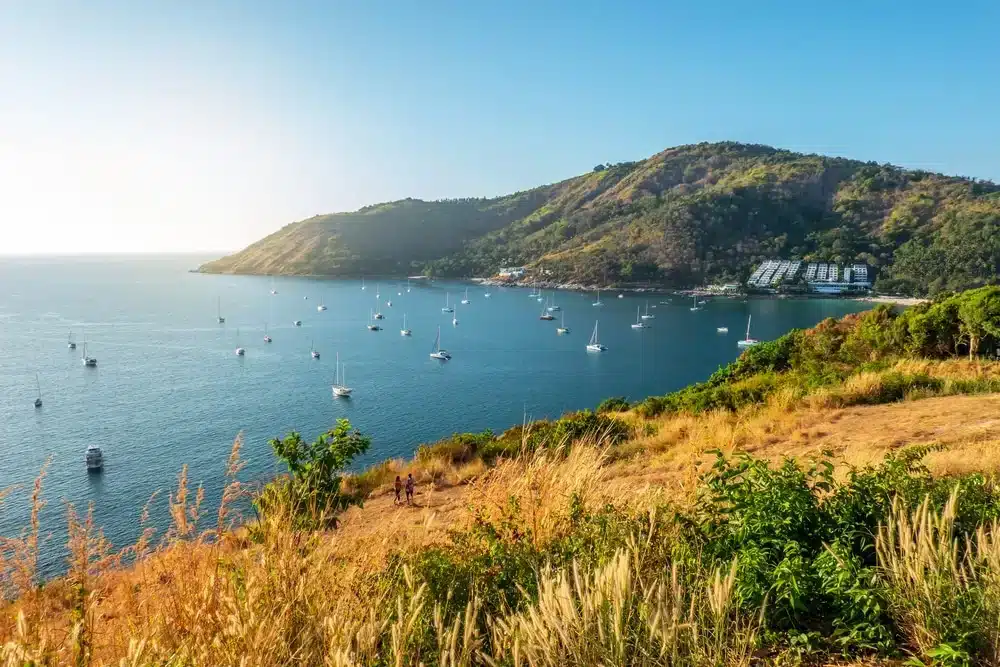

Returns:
596,396,629,413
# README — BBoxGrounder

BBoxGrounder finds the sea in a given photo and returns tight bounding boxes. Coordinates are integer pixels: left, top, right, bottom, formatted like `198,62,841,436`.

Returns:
0,255,871,574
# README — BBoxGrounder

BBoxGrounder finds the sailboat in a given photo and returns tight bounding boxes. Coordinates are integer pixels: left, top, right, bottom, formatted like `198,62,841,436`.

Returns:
217,297,226,324
547,292,560,312
717,326,729,334
641,301,655,320
484,290,491,298
441,293,454,313
374,297,385,319
235,329,246,356
737,315,760,348
586,321,607,352
539,299,555,320
617,293,624,299
689,295,702,312
332,353,352,397
375,283,380,299
631,305,649,329
270,278,278,295
367,309,382,331
34,373,42,408
81,341,97,367
317,302,327,311
361,277,366,291
592,289,603,307
400,314,412,336
452,315,459,326
386,299,393,307
264,323,272,343
461,287,470,305
310,339,321,359
557,312,570,334
430,326,452,360
293,319,302,327
67,331,77,350
407,278,411,293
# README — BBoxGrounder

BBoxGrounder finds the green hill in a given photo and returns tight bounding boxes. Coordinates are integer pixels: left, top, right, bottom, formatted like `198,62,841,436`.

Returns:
200,142,1000,296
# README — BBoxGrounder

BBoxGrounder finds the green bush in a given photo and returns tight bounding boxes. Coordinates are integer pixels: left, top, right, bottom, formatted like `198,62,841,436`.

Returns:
596,396,629,413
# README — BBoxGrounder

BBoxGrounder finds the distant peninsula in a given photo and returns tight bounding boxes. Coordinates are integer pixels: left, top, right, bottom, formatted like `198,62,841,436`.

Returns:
199,142,1000,297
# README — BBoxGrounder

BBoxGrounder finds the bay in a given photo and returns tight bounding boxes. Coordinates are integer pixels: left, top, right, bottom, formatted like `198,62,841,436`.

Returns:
0,255,870,573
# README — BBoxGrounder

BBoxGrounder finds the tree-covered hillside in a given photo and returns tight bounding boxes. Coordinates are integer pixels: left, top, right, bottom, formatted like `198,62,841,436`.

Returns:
200,142,1000,296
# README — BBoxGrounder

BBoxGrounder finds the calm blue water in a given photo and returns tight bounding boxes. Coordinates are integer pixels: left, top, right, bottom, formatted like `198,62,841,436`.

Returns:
0,255,871,573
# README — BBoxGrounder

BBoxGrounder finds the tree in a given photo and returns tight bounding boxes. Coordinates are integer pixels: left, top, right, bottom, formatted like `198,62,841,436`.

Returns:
260,419,371,527
957,287,1000,359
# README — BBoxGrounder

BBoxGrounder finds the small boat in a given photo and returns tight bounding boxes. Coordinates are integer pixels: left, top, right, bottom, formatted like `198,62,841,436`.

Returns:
293,320,302,327
689,295,702,312
311,340,320,359
430,326,451,360
361,278,366,291
332,353,352,397
367,309,381,331
592,289,603,307
217,297,226,324
737,315,760,348
33,373,42,408
304,296,308,300
539,301,555,320
235,329,245,356
264,324,272,343
80,342,97,367
557,312,570,335
461,287,470,305
317,304,327,312
375,283,380,299
452,316,459,326
441,293,454,313
373,298,385,319
67,331,77,350
698,299,707,306
86,445,103,471
640,302,655,320
717,327,729,334
484,291,491,298
270,278,278,295
586,321,607,352
617,294,624,299
387,300,393,307
631,306,649,329
406,278,411,293
547,292,561,312
400,314,412,336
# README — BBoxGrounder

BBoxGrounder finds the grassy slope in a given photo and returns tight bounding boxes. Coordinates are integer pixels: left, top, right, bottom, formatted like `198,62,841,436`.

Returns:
201,142,1000,294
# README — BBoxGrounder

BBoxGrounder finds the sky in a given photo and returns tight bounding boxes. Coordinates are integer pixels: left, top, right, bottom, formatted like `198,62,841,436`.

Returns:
1,1,998,255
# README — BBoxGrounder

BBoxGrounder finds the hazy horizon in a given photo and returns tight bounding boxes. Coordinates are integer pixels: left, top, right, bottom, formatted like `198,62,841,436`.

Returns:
3,1,998,255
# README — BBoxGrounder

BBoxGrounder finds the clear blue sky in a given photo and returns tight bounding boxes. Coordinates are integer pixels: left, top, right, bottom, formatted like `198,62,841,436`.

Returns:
1,1,997,253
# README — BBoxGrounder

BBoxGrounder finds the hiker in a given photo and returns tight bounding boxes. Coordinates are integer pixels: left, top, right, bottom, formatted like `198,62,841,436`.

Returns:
393,476,402,505
405,473,415,505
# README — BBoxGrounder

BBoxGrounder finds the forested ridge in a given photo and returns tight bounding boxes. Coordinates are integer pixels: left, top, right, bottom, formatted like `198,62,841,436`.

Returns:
201,142,1000,296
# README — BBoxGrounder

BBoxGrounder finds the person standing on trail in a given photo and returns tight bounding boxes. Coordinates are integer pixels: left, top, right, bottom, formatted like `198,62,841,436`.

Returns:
394,476,403,505
405,473,415,505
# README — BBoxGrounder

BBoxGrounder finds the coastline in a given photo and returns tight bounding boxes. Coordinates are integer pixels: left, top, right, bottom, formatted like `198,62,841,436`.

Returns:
852,295,928,307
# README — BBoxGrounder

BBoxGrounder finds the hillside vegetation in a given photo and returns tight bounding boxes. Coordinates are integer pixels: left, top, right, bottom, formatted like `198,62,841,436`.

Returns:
202,142,1000,296
9,287,1000,665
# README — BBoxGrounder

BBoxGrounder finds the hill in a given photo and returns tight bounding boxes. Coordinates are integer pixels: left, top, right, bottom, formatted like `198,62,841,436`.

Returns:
201,142,1000,296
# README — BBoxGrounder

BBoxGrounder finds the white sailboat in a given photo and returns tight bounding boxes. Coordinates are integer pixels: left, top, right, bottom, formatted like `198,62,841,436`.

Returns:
235,329,246,356
264,323,272,343
461,287,470,305
81,341,97,367
592,289,603,307
641,301,654,320
452,315,459,326
407,278,411,293
737,315,760,348
34,373,42,408
332,353,353,397
311,340,320,359
617,293,624,299
717,326,729,334
689,295,702,312
270,278,278,295
217,297,225,324
376,283,380,299
484,291,491,298
367,309,382,331
547,291,560,312
293,320,302,326
67,330,77,350
631,305,649,329
400,314,412,336
539,299,555,320
361,277,366,291
374,296,385,319
441,293,454,313
317,302,327,311
586,321,607,352
430,326,451,360
557,312,570,335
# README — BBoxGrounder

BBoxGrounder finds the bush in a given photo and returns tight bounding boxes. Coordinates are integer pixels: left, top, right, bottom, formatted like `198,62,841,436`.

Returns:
596,396,629,413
